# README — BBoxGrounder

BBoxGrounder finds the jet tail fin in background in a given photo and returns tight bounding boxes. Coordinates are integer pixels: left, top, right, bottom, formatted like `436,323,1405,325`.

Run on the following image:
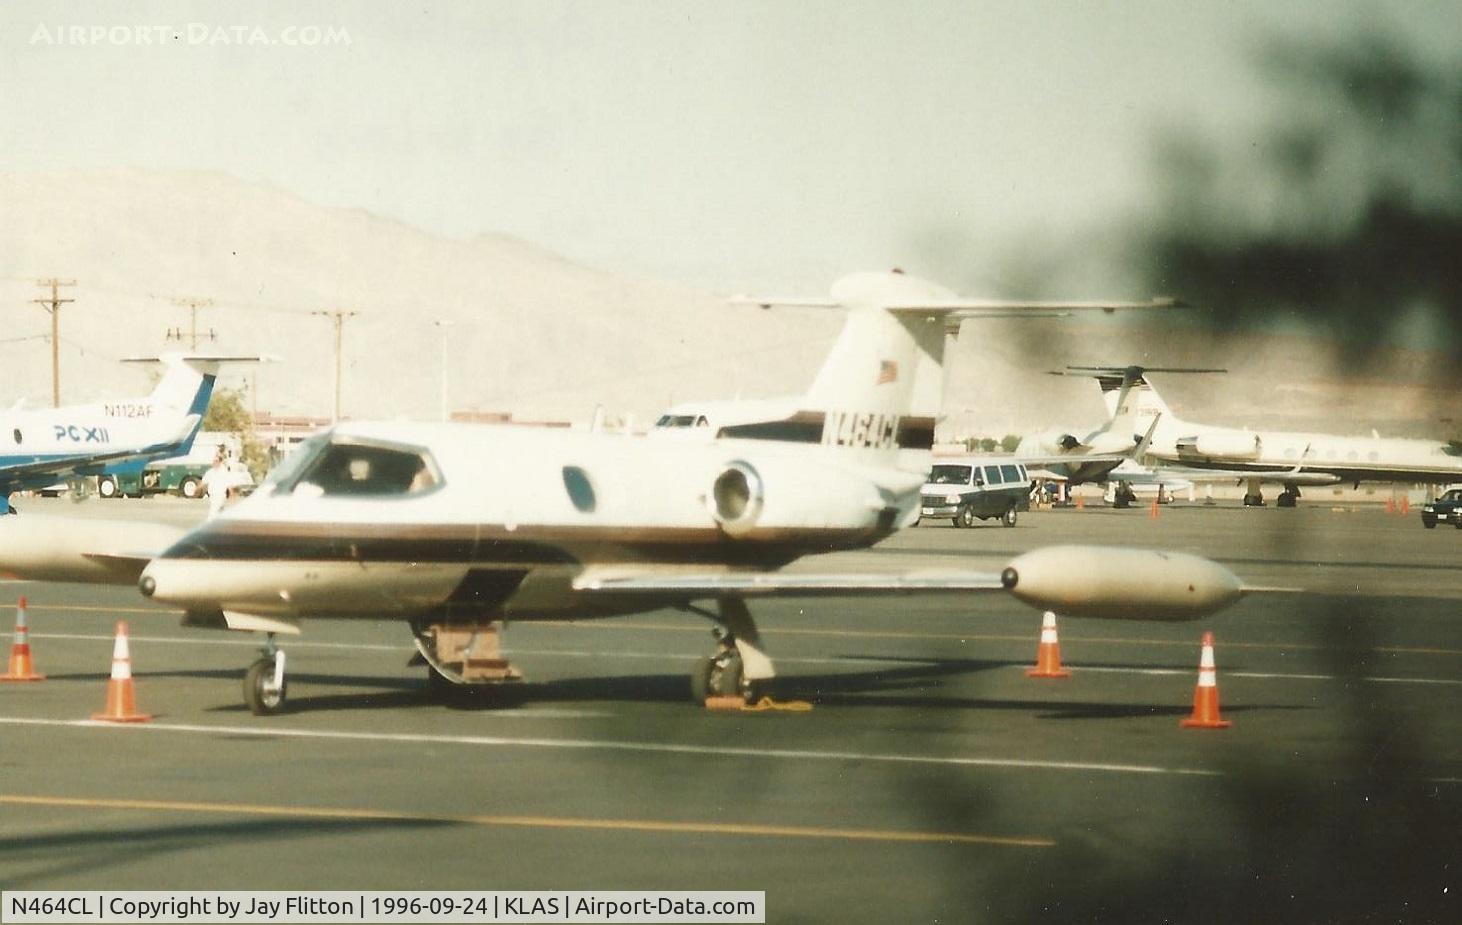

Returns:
734,274,1191,467
1058,366,1224,431
122,354,268,414
121,354,268,458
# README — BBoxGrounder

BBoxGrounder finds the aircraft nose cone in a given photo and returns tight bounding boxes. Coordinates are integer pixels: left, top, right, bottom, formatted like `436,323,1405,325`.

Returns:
138,574,156,598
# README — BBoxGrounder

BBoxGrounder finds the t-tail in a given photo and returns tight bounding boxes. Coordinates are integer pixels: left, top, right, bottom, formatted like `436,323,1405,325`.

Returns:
729,274,1188,471
121,354,264,456
1068,366,1223,438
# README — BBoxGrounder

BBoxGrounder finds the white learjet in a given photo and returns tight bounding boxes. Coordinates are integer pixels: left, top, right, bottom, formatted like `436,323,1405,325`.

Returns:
0,273,1249,714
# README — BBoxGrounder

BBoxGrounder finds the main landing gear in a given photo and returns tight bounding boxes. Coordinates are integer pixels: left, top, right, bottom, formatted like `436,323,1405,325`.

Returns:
243,633,288,715
687,597,775,704
1245,479,1302,508
1243,478,1266,507
411,620,523,700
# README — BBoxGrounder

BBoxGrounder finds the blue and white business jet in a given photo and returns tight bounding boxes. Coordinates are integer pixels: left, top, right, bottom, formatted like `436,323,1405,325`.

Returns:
0,354,250,514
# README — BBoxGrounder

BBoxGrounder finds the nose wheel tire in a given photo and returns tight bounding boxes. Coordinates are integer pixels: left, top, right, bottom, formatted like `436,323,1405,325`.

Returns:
243,657,288,715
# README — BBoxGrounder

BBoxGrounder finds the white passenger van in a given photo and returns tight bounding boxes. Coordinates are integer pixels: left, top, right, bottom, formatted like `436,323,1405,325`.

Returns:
919,457,1031,527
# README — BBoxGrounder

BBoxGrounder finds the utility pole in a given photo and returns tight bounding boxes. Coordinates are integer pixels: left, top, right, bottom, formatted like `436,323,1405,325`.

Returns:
167,297,216,350
313,309,358,423
434,320,454,422
32,278,76,407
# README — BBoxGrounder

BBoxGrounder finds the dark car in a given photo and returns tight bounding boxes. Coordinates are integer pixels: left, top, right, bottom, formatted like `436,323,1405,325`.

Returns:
1421,487,1462,529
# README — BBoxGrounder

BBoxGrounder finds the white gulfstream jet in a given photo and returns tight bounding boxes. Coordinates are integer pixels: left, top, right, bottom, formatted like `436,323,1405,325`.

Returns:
1077,366,1462,506
0,273,1249,715
0,355,251,515
1012,367,1205,484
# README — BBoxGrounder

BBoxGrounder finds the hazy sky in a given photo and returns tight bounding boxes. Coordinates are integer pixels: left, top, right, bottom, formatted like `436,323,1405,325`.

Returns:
2,1,1456,293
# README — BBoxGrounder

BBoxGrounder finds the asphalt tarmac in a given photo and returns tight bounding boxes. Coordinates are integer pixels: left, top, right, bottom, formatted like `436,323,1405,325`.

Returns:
1,497,1457,922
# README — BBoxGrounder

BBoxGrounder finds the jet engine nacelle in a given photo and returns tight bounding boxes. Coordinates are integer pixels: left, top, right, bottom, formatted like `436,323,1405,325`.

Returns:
706,460,765,537
706,456,919,536
1001,545,1244,620
1180,432,1261,460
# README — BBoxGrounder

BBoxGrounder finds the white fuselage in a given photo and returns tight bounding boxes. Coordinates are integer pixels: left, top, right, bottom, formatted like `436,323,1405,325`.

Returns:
1140,410,1462,484
140,422,926,621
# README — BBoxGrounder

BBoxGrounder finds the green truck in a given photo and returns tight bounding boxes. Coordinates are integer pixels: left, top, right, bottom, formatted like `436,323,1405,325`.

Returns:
96,432,244,500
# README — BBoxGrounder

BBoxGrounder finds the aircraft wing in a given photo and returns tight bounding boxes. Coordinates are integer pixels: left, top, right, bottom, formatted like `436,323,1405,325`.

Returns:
1,446,173,485
886,298,1184,316
574,571,1005,597
1147,467,1339,487
576,545,1250,621
1014,452,1131,467
735,296,1185,317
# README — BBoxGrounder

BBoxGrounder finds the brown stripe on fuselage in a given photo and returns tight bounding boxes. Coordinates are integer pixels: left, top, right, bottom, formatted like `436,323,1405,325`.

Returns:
159,520,894,568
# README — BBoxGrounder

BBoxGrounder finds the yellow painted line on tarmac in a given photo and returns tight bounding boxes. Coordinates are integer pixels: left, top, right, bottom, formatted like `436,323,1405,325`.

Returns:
0,794,1052,848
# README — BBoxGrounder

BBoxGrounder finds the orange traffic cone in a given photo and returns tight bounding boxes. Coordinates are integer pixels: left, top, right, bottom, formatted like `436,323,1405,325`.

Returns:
1385,497,1396,514
1180,631,1231,729
1400,496,1411,516
1075,494,1085,510
0,597,45,682
1148,497,1160,519
92,621,150,723
1025,611,1071,678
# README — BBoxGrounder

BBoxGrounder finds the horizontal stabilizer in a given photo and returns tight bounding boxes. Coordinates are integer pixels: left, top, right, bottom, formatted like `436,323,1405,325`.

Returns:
122,354,272,364
1054,365,1227,377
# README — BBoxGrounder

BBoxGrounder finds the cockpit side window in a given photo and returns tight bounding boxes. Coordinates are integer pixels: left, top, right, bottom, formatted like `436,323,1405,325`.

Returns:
267,434,441,498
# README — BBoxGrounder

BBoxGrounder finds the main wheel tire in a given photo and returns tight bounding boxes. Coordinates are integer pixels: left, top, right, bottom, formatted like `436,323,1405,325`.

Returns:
956,505,978,528
180,476,202,499
1001,505,1018,527
243,657,287,715
690,651,744,702
97,477,118,499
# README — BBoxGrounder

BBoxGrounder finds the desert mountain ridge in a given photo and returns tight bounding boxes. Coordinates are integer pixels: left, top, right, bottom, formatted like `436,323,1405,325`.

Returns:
1,168,1454,441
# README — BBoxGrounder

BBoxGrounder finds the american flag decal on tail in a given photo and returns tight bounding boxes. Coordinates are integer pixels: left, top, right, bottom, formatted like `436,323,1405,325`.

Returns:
876,360,898,385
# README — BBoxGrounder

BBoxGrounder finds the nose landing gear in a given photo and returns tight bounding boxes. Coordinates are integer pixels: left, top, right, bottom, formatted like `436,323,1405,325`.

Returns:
243,633,287,715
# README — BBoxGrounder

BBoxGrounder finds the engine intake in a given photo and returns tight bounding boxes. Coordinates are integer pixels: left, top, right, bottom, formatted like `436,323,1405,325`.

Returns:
707,460,764,536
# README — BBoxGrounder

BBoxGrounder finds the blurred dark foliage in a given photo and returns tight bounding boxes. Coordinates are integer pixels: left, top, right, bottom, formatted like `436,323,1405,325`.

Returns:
1138,34,1462,360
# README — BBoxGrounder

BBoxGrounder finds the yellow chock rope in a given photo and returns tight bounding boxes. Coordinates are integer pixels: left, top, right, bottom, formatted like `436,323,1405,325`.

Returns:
739,696,813,713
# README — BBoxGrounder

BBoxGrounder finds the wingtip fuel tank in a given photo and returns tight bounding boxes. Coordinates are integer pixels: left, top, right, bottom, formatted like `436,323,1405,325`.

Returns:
0,515,184,584
1001,545,1244,620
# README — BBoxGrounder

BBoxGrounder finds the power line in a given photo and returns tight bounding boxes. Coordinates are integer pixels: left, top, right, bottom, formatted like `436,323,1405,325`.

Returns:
167,296,217,350
312,309,358,423
31,278,76,407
